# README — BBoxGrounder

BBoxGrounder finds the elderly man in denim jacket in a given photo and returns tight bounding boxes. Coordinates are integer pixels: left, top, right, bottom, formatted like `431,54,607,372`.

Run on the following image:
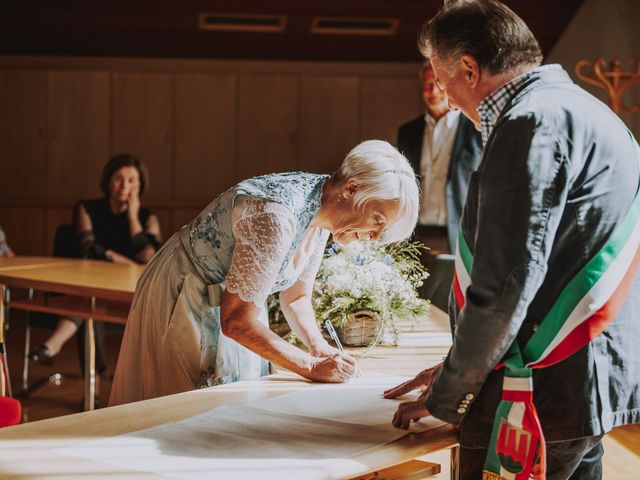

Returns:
385,1,640,479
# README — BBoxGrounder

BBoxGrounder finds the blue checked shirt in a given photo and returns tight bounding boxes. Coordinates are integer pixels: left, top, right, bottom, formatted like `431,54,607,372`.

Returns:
477,64,562,146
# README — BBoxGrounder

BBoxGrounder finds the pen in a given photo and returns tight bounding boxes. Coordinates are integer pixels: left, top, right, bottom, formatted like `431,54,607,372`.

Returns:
324,319,344,351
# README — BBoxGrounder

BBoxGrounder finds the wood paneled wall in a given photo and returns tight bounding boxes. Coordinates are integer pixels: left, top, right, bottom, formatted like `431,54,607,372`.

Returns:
0,56,423,256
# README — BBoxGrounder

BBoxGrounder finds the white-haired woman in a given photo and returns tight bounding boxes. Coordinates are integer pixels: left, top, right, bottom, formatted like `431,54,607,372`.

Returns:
109,140,419,406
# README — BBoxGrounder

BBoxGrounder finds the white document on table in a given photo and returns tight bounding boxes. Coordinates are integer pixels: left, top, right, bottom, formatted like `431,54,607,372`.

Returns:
57,374,447,480
255,373,444,434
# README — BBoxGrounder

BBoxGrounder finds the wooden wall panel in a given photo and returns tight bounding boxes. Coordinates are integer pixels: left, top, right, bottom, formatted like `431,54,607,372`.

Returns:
0,70,46,198
0,58,422,259
236,74,298,179
47,70,109,198
112,72,173,201
298,76,359,174
359,78,423,146
0,206,44,255
174,73,236,201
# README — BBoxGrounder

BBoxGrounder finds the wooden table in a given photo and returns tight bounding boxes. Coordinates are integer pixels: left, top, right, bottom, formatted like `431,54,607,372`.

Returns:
0,256,77,272
0,257,76,398
0,260,459,478
0,257,144,409
0,374,458,479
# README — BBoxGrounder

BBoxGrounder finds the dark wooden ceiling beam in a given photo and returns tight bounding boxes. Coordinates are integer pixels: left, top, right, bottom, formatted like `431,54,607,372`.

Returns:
0,1,585,62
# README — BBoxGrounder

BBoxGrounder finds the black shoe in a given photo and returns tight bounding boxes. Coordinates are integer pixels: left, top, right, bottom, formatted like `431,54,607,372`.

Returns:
28,345,55,366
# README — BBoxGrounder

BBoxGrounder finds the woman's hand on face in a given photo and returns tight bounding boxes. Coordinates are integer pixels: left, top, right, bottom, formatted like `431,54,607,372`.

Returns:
392,391,431,429
383,362,443,399
305,354,358,383
127,188,140,218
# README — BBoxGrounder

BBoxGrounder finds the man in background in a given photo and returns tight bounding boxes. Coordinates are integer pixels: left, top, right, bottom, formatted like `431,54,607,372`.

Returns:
397,60,482,309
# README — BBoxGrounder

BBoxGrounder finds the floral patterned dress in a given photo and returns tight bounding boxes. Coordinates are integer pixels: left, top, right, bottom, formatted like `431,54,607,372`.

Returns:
109,173,330,406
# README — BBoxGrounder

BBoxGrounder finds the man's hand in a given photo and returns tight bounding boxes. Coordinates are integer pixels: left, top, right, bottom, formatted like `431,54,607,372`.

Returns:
383,362,443,399
392,391,431,429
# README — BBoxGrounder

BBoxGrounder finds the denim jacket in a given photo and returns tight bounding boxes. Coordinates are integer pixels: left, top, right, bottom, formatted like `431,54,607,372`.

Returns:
424,67,640,447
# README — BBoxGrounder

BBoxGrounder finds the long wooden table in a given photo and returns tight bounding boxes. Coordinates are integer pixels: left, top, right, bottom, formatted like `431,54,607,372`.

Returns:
0,257,459,478
0,257,144,410
0,374,458,479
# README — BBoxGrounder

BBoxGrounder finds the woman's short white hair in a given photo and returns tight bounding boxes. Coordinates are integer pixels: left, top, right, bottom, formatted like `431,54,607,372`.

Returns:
337,140,419,243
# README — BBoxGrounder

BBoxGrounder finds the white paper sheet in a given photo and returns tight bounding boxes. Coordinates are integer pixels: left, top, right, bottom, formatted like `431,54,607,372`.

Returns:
57,374,447,480
254,373,444,434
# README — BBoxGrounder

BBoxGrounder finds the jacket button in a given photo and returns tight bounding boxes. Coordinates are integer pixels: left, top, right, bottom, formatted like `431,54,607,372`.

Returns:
465,393,474,400
457,407,466,414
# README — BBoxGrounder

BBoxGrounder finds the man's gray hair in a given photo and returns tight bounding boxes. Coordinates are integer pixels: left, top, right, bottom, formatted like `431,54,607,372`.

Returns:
419,0,542,74
337,140,419,244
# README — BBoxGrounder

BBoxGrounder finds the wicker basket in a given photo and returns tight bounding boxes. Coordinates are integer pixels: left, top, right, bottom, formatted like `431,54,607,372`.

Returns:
337,309,382,347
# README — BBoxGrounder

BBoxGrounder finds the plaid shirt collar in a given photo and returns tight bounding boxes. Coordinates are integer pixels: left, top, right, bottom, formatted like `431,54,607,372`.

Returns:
477,64,561,145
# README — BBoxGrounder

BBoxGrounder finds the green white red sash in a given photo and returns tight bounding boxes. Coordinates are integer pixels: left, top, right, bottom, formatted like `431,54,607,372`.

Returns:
451,146,640,479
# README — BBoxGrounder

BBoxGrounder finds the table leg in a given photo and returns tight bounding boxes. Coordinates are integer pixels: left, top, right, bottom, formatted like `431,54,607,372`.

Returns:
21,288,32,393
0,284,13,398
450,444,460,480
83,297,96,411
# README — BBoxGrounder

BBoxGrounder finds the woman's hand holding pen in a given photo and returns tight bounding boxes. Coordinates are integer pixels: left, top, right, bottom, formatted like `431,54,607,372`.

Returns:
306,354,358,383
308,340,360,380
306,323,359,383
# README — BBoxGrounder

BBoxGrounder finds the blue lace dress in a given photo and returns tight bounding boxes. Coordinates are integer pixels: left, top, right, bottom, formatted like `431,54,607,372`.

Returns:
109,173,330,405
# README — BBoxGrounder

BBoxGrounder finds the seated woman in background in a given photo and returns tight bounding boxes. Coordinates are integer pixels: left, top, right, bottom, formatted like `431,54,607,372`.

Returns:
109,140,419,406
0,227,14,257
29,154,163,368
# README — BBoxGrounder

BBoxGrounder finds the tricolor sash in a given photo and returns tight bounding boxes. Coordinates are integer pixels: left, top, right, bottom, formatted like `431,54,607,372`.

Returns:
452,143,640,480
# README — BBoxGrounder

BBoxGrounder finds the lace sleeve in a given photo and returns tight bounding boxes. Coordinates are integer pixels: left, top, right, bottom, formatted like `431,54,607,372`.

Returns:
73,201,107,260
225,197,297,308
297,228,330,283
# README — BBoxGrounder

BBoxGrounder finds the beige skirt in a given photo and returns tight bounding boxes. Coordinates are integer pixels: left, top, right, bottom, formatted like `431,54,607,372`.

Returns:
108,228,268,406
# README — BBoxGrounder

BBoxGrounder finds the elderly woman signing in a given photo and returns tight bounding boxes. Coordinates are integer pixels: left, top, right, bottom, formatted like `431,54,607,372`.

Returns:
109,140,419,405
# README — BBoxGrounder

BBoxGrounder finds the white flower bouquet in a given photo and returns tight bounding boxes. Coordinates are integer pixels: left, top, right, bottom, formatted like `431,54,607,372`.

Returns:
313,240,429,347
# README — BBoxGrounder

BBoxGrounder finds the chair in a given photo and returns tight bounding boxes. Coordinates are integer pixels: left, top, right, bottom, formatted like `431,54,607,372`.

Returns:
1,284,21,426
0,359,21,427
0,396,21,427
21,225,79,392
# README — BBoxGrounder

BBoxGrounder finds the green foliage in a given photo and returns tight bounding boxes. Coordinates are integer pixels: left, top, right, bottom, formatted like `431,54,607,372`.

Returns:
269,239,429,347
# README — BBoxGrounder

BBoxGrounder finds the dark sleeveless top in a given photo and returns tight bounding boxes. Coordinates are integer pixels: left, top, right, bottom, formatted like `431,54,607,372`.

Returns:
78,197,153,260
